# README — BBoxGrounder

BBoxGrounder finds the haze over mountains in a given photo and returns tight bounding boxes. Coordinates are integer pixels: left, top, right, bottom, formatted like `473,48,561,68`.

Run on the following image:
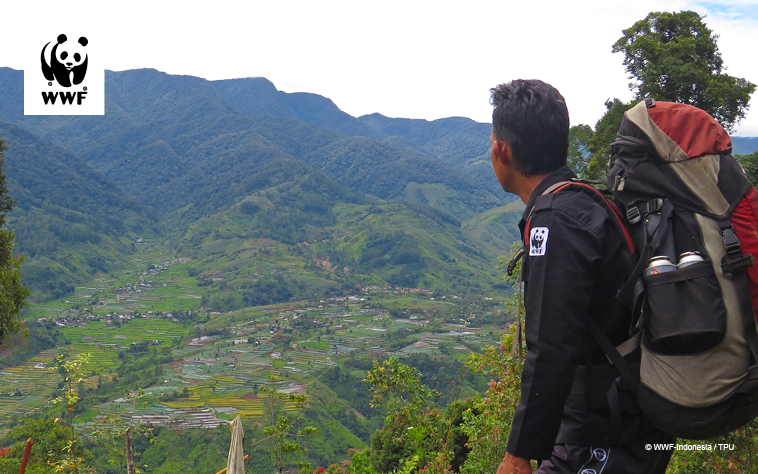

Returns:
0,67,523,303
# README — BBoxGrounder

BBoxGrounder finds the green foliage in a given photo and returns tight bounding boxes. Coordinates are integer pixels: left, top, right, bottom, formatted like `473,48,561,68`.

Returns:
0,137,30,345
587,99,636,179
49,352,92,474
365,357,440,427
452,248,527,474
0,227,29,342
0,418,93,474
137,426,230,474
364,357,443,473
248,386,317,474
613,10,756,131
736,152,758,187
568,100,636,181
363,357,476,474
91,389,155,474
666,420,758,473
567,124,593,178
459,329,523,474
0,320,65,369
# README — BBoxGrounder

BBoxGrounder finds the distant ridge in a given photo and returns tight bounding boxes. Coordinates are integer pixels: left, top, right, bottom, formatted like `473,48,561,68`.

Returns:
732,137,758,155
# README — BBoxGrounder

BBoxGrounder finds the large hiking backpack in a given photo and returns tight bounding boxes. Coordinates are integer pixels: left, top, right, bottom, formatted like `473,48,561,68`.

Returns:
600,99,758,439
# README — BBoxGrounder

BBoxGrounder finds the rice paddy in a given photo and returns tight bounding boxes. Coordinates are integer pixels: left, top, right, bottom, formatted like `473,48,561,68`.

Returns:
5,250,508,433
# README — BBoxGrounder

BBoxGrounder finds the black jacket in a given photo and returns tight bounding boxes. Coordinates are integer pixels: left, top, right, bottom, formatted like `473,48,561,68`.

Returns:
505,166,657,460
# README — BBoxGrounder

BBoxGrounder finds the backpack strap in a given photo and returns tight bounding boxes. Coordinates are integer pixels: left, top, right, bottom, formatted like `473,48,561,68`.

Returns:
525,181,637,256
616,199,675,301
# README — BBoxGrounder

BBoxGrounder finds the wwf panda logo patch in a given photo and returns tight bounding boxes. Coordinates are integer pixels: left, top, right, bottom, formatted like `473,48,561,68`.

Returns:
529,227,549,256
41,34,88,88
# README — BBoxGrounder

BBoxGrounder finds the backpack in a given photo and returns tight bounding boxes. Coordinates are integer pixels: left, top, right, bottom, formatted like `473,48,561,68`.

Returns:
596,99,758,440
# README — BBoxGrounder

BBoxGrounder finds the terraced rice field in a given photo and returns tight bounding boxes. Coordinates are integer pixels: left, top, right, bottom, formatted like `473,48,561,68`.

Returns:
161,378,301,417
64,319,187,349
0,350,61,419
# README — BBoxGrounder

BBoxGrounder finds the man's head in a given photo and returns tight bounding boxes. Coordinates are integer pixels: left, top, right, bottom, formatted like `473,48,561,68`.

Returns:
490,79,569,177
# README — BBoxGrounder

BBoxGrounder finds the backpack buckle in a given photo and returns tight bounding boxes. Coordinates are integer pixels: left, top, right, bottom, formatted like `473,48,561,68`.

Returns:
718,222,742,256
717,220,756,274
644,199,664,214
626,207,641,225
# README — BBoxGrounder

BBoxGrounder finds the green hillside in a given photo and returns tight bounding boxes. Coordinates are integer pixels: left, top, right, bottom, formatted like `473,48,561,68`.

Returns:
179,197,505,312
0,68,510,222
0,121,158,300
304,135,503,219
463,201,525,253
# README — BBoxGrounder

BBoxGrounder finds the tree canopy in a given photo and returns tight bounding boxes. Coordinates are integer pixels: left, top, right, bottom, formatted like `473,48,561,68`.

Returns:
0,138,30,346
612,10,756,131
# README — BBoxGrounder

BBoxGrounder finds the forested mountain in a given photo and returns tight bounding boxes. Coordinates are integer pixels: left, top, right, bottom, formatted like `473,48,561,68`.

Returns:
0,120,157,300
358,113,495,189
0,68,507,220
5,66,755,302
0,67,515,302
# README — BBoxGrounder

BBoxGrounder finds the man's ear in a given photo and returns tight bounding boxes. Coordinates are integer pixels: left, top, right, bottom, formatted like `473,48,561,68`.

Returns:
492,139,513,166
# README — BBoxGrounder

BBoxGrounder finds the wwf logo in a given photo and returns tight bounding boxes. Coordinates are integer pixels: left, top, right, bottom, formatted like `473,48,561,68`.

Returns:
41,34,88,88
529,227,549,256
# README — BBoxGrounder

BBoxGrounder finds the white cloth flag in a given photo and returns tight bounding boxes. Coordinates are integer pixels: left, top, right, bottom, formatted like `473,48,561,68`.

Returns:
226,415,245,474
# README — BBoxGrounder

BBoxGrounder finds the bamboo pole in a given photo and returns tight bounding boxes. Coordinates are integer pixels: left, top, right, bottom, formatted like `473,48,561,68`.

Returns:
125,427,136,474
214,454,249,474
18,438,33,474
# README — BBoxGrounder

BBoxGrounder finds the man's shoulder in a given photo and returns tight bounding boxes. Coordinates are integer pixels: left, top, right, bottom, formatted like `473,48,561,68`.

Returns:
532,188,614,239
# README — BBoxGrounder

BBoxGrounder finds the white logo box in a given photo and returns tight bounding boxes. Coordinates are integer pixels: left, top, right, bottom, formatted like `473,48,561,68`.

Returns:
24,31,104,116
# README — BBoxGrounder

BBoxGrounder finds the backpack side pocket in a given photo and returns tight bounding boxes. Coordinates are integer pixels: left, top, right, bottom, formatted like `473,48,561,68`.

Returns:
643,260,726,355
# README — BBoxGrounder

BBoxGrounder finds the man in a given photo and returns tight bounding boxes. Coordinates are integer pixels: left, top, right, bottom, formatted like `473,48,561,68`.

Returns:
488,80,673,474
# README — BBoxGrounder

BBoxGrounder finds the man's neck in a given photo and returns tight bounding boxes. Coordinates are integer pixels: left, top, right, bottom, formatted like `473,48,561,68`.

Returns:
515,173,550,204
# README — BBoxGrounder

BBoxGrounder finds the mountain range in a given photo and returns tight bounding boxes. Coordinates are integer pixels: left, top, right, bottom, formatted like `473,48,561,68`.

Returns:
3,67,756,304
0,67,520,303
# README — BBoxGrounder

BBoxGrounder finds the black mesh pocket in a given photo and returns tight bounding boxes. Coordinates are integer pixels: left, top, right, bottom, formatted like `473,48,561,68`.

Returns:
643,261,726,355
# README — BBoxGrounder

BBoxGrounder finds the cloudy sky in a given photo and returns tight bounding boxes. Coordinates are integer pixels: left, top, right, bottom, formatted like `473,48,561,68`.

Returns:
4,0,758,135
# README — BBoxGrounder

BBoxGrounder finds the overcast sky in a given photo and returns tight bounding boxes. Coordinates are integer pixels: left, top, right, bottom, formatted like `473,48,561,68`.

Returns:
4,0,758,135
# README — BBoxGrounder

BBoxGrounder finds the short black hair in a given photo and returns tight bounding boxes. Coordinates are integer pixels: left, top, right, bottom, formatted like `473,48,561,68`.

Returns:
490,79,569,176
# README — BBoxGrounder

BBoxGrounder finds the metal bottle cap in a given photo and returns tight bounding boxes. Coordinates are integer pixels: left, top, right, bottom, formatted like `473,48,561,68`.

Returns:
646,256,676,276
677,251,705,269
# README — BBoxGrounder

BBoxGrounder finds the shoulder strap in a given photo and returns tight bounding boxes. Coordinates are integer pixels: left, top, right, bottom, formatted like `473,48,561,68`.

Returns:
526,181,637,256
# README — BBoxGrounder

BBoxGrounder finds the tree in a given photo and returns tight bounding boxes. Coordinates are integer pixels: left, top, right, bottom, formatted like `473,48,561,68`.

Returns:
0,138,30,346
612,10,756,132
91,389,154,474
49,352,92,474
736,151,758,187
0,418,93,474
569,99,637,181
567,124,593,178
